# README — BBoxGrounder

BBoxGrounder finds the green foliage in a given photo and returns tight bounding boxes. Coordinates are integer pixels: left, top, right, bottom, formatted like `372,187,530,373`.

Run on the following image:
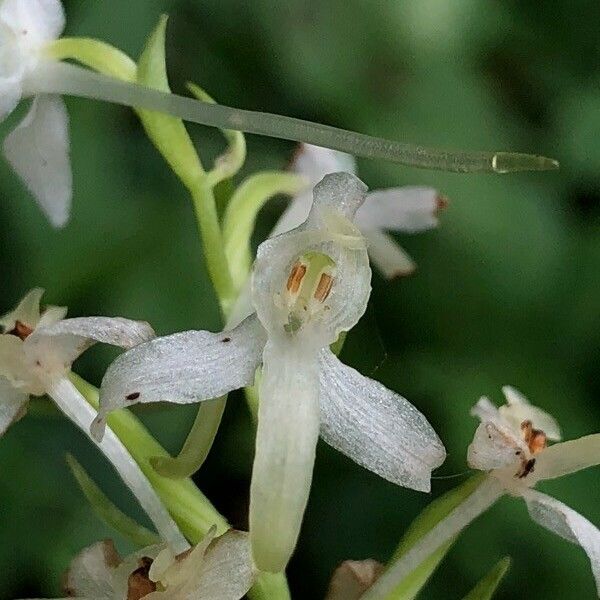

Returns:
385,475,485,599
1,1,598,598
65,453,160,547
462,557,511,600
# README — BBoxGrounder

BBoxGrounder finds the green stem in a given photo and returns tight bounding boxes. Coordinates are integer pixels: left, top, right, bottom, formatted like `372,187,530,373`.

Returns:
189,178,236,314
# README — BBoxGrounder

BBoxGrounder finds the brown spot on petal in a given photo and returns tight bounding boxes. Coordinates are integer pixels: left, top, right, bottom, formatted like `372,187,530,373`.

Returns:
7,320,33,340
126,392,141,401
435,194,449,212
222,337,231,343
127,557,156,600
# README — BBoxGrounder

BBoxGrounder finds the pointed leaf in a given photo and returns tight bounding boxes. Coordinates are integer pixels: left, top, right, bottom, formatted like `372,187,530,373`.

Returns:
136,14,204,190
385,474,486,600
462,557,511,600
66,453,160,547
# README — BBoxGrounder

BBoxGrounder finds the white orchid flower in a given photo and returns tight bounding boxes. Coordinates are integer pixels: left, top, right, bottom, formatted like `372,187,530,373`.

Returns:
0,0,72,227
273,143,447,278
364,386,600,599
95,172,446,572
0,288,188,552
25,528,254,600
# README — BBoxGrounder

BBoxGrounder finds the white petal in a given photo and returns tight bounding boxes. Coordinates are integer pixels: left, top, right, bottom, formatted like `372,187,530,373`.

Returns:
319,348,445,492
36,304,68,328
291,143,357,183
249,340,321,572
467,421,525,472
3,94,72,228
187,530,255,600
47,377,189,553
96,315,266,439
63,540,121,598
0,287,44,331
362,476,504,600
325,559,384,600
271,145,358,238
524,489,600,594
356,187,442,233
0,334,33,389
362,228,416,278
471,396,502,422
0,0,65,45
0,376,28,436
252,173,371,344
269,190,312,237
533,434,600,482
499,386,561,441
29,315,156,361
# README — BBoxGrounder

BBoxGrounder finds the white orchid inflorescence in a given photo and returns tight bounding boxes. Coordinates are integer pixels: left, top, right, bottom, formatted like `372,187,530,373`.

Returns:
365,386,600,599
0,288,188,552
93,172,446,572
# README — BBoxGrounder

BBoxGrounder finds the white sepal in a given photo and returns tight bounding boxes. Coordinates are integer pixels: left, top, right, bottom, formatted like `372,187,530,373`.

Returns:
356,187,441,233
524,489,600,595
361,228,416,278
533,434,600,483
96,315,266,438
3,94,72,228
319,348,445,492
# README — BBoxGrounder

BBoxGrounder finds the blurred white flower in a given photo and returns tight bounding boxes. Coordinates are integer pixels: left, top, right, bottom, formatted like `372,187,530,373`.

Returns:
274,143,447,278
364,387,600,599
0,288,187,551
96,172,446,572
26,528,254,600
0,0,71,226
325,559,384,600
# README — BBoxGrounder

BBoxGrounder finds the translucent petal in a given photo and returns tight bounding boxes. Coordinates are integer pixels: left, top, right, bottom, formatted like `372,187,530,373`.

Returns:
186,530,255,600
47,378,189,553
356,187,441,233
524,489,600,594
533,434,600,482
0,287,44,330
252,173,371,344
0,376,28,436
362,228,416,278
96,315,266,438
63,540,120,598
249,340,321,572
319,348,445,491
499,386,561,440
325,559,384,600
272,144,356,238
29,315,156,361
3,94,72,228
0,0,65,45
467,422,525,472
0,334,32,388
292,143,357,182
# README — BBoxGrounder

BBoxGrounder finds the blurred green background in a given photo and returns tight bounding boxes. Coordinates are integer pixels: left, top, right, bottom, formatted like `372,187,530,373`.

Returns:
1,1,599,598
